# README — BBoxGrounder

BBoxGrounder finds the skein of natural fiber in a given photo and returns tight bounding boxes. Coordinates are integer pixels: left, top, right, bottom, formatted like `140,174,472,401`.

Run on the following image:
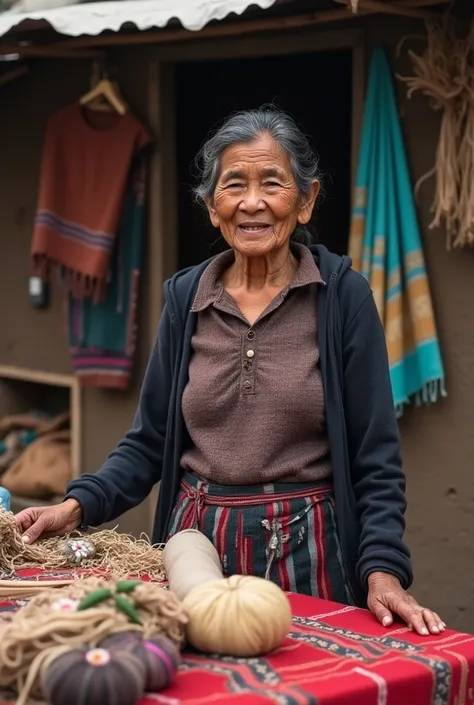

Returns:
100,631,180,691
0,507,165,580
42,646,146,705
183,574,292,657
0,577,187,703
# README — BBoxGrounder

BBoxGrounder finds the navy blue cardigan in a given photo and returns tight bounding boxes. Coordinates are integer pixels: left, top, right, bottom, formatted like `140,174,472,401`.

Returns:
66,244,412,606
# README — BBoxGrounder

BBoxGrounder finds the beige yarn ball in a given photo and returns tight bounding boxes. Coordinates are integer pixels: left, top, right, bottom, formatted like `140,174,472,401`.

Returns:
182,575,292,657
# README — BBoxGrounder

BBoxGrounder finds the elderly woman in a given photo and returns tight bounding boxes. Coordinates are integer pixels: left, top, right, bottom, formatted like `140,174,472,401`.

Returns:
16,107,443,636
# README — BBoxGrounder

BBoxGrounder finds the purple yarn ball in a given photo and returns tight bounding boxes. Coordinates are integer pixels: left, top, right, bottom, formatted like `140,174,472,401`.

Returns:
143,634,181,691
99,631,180,692
42,646,146,705
100,631,142,652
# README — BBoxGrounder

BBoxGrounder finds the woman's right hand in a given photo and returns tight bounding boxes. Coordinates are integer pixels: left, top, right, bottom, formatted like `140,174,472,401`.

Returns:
15,499,82,544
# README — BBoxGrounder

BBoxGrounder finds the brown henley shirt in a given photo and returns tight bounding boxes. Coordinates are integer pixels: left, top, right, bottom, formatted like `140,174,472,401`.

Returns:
180,243,332,485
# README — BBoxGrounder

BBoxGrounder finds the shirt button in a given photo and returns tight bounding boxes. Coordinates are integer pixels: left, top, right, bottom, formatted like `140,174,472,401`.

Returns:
247,330,255,340
246,350,255,359
244,381,252,390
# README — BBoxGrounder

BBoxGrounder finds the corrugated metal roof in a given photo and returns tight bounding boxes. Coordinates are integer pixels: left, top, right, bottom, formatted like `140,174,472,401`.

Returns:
0,0,280,39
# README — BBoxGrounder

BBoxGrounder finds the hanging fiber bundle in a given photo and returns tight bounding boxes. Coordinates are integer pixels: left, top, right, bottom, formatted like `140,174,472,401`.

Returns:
0,577,187,704
398,18,474,248
0,507,165,581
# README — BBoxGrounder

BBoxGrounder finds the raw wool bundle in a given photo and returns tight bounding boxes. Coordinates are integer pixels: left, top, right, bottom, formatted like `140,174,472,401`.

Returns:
397,18,474,248
0,508,165,581
163,528,223,601
0,577,187,704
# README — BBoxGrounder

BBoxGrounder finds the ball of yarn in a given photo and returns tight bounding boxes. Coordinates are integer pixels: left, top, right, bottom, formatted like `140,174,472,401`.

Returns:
100,631,180,692
182,575,292,657
144,634,181,689
42,646,146,705
99,630,142,653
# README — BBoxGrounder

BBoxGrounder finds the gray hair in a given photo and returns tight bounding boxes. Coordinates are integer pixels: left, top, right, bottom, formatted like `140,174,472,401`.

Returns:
194,107,322,245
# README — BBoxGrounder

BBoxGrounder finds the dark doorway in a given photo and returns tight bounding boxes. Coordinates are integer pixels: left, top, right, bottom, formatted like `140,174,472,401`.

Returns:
175,50,353,269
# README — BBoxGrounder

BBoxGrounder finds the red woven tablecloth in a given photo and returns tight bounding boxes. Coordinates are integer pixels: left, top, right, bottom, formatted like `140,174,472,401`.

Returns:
0,569,473,705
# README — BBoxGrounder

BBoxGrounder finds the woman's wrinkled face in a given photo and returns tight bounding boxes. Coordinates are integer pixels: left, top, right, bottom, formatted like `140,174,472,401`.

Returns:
206,135,319,257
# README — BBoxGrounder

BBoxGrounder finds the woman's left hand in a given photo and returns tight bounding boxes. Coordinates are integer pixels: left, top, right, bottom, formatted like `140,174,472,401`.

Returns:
367,572,446,636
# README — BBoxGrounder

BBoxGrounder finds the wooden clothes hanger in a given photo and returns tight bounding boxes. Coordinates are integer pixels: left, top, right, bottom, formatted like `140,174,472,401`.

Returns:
79,62,128,115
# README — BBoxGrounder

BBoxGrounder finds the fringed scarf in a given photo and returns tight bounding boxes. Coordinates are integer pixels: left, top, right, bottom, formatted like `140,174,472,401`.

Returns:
348,47,446,415
31,103,150,301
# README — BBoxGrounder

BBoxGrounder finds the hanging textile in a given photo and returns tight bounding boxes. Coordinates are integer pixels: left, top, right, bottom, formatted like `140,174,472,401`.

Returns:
31,103,150,301
348,46,446,415
67,153,148,390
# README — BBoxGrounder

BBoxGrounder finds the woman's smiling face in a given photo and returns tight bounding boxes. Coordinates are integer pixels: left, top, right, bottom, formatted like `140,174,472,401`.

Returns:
206,135,319,257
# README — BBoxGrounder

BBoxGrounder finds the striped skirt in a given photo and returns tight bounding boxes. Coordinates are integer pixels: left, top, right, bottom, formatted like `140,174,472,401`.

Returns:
166,471,354,605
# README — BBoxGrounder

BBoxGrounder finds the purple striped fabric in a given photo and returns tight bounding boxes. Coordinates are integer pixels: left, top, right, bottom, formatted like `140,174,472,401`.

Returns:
35,210,115,253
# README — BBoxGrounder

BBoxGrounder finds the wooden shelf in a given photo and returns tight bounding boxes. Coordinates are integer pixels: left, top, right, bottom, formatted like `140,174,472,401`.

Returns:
0,365,76,388
0,365,82,484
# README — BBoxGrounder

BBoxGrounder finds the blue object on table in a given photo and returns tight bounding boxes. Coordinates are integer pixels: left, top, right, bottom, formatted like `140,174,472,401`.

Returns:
0,487,11,512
